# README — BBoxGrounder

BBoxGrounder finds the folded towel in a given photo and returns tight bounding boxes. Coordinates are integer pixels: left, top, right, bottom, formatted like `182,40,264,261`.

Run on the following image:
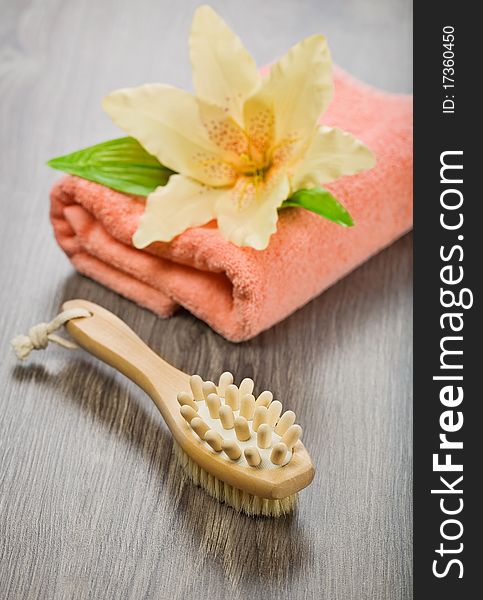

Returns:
50,68,412,342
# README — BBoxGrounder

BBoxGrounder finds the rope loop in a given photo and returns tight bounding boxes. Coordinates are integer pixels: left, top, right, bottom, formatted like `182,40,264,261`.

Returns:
11,308,91,360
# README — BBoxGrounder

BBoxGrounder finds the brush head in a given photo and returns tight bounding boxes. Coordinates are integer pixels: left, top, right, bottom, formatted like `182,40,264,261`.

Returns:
175,372,312,516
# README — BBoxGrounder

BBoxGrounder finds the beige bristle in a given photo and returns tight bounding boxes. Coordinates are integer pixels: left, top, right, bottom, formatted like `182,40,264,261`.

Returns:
234,416,251,441
189,374,204,401
239,393,256,420
205,430,223,452
244,446,261,467
266,400,282,427
281,424,302,449
173,444,297,516
206,393,221,418
275,410,296,435
239,378,254,397
270,442,288,465
221,439,241,460
190,417,210,440
219,405,235,429
180,405,197,423
225,384,239,410
257,423,272,449
252,405,268,432
177,392,198,411
255,390,273,407
202,380,217,400
217,371,233,396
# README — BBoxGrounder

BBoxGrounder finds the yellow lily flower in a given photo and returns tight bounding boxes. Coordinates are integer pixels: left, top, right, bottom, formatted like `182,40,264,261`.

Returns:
102,5,375,250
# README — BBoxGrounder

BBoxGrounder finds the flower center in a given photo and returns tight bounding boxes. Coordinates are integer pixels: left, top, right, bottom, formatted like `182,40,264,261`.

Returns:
238,153,270,181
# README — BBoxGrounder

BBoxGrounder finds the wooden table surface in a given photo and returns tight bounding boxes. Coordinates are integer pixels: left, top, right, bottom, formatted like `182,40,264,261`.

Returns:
0,1,412,598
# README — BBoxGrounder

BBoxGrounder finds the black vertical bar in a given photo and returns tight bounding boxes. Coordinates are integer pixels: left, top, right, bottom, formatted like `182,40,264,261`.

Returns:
414,2,480,597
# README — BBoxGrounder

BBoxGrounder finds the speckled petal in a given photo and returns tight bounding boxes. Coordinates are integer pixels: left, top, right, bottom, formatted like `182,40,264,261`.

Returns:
198,102,249,160
103,84,239,187
242,94,275,163
215,174,290,250
244,35,333,156
189,5,260,123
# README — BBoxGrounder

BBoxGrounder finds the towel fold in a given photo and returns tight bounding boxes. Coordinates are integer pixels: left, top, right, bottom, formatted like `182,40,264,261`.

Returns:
50,68,413,342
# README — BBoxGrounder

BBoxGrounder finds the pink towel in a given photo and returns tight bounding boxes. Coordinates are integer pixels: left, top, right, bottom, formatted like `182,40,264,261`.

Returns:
50,68,412,342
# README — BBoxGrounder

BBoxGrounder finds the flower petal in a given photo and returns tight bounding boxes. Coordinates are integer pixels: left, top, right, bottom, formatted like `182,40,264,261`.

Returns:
198,102,249,158
132,174,223,248
290,126,376,189
244,34,332,153
215,174,290,250
242,93,275,163
189,5,260,123
103,84,238,186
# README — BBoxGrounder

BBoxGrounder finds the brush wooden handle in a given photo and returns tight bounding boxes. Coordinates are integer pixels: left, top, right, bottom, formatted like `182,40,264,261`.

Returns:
62,299,191,431
62,299,315,500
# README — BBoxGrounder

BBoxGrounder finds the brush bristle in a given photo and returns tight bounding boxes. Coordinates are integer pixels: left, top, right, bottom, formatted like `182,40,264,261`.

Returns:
173,443,297,517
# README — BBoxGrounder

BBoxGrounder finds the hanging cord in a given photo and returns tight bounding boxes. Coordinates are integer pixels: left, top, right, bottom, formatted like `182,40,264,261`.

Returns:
11,308,91,360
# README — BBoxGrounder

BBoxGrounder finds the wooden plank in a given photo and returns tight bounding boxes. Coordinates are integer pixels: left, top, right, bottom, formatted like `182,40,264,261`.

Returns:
0,0,412,598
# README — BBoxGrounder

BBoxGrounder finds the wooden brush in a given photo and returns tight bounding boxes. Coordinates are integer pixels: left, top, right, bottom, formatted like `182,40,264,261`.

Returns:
59,299,315,516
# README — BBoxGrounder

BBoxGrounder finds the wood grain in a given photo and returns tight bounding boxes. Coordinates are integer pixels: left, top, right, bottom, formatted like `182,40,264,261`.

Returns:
0,0,412,598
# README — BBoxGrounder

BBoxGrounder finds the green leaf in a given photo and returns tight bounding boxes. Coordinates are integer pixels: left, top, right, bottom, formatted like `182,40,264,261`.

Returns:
48,137,175,196
282,187,354,227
